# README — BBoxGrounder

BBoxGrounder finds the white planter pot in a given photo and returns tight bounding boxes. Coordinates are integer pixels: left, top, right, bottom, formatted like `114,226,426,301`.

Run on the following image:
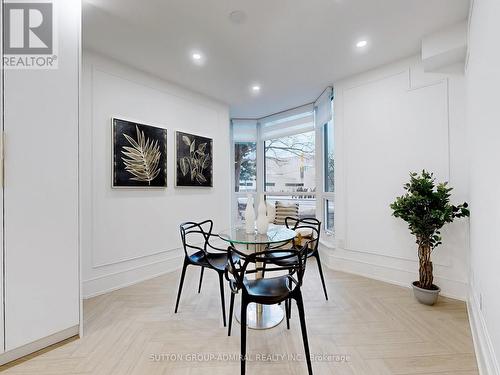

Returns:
411,281,441,306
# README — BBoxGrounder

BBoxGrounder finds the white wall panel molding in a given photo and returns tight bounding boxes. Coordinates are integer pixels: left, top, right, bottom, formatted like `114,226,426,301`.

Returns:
89,64,224,268
342,72,450,260
331,55,468,301
92,247,180,269
83,250,182,299
81,51,231,297
342,69,410,93
320,246,467,300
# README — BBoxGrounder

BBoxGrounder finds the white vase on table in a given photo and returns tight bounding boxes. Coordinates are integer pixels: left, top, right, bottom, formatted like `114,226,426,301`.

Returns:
267,202,276,224
256,194,270,234
244,194,256,234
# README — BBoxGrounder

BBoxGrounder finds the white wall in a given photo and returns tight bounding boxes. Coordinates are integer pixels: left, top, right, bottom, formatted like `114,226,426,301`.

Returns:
322,55,469,300
465,0,500,373
81,51,231,298
1,0,80,358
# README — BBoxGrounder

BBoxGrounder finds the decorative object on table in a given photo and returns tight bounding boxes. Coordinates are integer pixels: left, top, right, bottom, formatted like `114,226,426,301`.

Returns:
266,202,276,224
295,232,304,247
112,118,167,188
175,131,213,187
244,194,255,234
273,201,299,225
390,170,470,305
256,194,270,234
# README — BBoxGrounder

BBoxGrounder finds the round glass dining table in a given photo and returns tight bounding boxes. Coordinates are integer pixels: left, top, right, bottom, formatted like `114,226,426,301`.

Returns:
218,226,296,330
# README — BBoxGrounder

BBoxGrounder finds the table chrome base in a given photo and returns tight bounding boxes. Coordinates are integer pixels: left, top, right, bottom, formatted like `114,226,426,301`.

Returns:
235,303,284,330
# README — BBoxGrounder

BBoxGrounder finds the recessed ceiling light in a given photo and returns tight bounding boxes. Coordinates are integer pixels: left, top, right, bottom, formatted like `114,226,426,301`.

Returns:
356,40,368,48
251,85,261,92
190,51,206,66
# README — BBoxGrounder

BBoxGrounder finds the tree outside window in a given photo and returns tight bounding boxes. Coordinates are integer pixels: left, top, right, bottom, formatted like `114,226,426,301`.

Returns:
234,142,256,192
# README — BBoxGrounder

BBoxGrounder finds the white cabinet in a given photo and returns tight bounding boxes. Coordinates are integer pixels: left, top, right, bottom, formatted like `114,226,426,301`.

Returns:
0,0,80,360
0,0,4,355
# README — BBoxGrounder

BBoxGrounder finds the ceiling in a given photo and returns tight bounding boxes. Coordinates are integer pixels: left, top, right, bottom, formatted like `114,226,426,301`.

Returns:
83,0,470,118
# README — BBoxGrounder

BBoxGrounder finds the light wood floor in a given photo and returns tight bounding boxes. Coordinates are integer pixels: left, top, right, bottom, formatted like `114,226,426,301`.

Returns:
1,261,478,374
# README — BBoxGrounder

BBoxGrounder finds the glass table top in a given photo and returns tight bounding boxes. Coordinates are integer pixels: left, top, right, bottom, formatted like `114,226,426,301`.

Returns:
218,226,296,245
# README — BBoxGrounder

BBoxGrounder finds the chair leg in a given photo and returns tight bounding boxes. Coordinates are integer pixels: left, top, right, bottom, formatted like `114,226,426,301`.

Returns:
228,292,235,336
296,291,313,375
315,252,329,301
197,267,205,294
285,298,290,330
218,272,227,327
174,259,188,313
241,300,248,375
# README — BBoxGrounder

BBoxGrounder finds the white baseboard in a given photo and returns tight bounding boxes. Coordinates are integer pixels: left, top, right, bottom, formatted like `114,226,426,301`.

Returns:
0,325,79,366
320,247,467,300
83,253,183,299
467,293,500,375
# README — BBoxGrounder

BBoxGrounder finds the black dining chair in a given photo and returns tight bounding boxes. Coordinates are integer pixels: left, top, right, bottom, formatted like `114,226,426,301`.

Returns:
174,220,232,327
271,217,327,301
225,241,315,375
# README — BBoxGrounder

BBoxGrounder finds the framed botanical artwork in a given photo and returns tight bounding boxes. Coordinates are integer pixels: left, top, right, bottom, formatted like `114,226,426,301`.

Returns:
112,118,168,188
175,131,213,187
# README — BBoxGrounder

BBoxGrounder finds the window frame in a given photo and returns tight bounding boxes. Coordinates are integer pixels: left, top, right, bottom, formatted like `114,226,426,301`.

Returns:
230,93,334,238
321,119,335,236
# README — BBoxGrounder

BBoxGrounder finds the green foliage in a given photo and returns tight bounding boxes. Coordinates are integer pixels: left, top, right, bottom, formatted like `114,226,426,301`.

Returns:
390,170,470,249
238,143,257,181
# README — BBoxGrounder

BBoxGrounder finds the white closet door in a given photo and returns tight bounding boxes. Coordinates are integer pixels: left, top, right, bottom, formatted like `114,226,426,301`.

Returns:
3,0,80,351
0,0,4,355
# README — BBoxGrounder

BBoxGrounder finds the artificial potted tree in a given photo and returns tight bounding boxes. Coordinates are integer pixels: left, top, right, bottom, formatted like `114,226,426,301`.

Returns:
390,171,469,305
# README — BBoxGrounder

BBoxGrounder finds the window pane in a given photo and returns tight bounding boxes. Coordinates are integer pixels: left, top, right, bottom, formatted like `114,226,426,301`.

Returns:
266,195,316,220
325,199,334,232
265,131,316,193
235,142,256,192
324,121,334,192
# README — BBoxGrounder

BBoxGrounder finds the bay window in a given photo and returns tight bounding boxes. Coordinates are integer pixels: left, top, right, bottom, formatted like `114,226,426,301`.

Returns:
231,87,334,234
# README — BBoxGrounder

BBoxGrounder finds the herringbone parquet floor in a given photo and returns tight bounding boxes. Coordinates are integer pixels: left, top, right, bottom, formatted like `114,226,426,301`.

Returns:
1,260,479,374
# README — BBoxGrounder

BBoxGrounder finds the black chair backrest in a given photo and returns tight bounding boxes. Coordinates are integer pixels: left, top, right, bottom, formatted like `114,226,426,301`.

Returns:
226,239,313,294
284,217,321,253
179,220,213,258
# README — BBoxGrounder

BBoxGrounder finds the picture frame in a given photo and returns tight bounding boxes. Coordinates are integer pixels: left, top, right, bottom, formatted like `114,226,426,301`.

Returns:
175,131,213,187
112,118,168,188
